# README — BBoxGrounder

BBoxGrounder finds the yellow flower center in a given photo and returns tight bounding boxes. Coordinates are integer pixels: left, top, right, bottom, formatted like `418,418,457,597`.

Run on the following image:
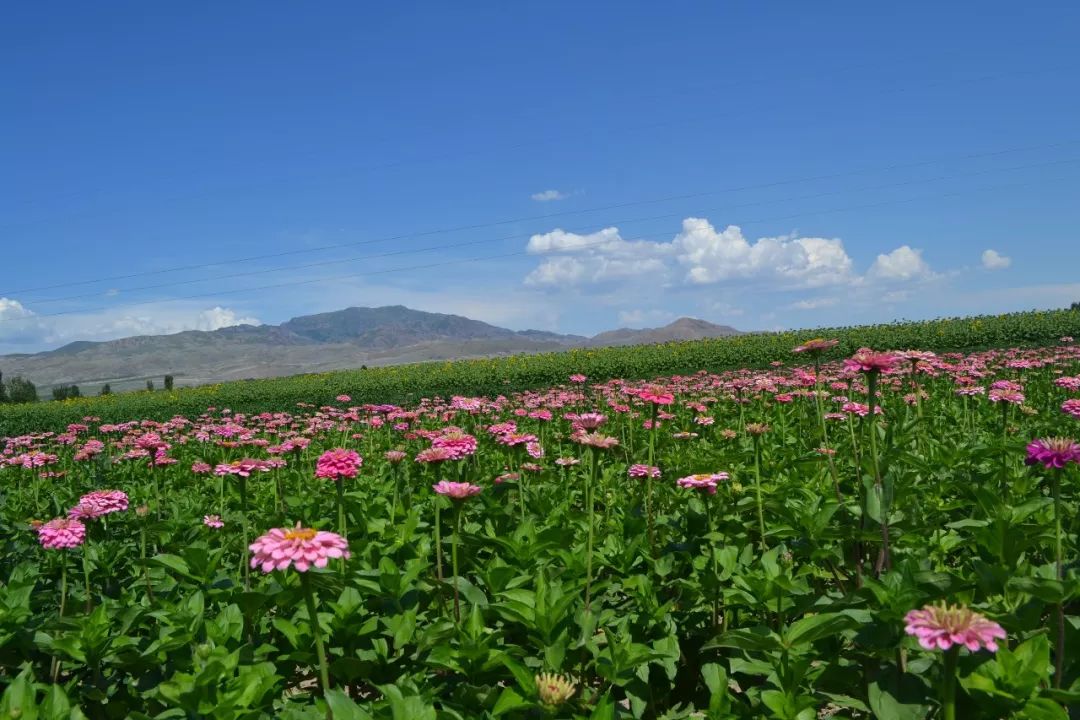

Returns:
284,527,317,542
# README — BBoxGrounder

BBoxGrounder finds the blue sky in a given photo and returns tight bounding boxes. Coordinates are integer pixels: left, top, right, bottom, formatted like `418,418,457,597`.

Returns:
2,2,1078,353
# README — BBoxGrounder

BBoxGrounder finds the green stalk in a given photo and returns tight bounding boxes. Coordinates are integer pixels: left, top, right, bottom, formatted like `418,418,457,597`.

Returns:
300,573,331,709
646,403,658,558
434,501,445,612
51,556,67,682
336,480,347,575
239,475,250,589
585,448,598,612
452,504,462,623
942,646,958,720
1053,474,1065,688
867,372,890,575
814,357,843,502
706,498,720,630
82,544,92,613
752,435,767,551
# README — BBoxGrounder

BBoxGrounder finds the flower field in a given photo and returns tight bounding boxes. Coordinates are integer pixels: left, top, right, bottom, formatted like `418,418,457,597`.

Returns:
2,338,1080,719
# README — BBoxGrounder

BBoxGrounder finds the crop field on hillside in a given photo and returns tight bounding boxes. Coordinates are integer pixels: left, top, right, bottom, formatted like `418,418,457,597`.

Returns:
1,337,1079,718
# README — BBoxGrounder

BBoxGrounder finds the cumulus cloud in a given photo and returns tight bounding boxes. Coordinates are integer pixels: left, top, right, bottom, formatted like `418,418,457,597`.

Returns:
524,227,671,287
866,245,934,281
674,219,853,287
0,298,261,353
531,189,569,202
790,297,838,310
981,249,1012,270
617,309,676,327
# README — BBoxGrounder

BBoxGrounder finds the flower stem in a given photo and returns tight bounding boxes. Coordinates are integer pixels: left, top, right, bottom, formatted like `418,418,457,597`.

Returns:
585,448,598,612
300,573,331,708
1053,474,1065,688
239,475,250,589
867,372,890,575
942,646,958,720
752,436,767,551
51,557,67,682
434,501,445,614
452,505,462,623
82,544,92,613
646,403,658,559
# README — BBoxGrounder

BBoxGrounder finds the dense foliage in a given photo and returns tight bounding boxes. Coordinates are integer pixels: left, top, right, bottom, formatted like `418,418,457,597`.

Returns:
0,337,1078,718
2,308,1080,437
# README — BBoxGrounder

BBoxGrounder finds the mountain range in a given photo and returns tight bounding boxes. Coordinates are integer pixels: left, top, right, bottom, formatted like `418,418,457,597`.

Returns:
0,305,740,394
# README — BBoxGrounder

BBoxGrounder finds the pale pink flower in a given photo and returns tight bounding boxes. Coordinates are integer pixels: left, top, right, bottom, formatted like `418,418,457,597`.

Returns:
203,514,224,529
904,604,1005,652
634,385,674,405
575,412,607,429
844,348,899,374
792,338,839,354
336,394,351,403
384,450,407,464
69,490,129,519
569,374,587,383
192,461,212,474
676,472,729,494
249,524,349,573
432,480,483,500
1063,399,1080,419
38,518,86,549
628,464,661,479
432,431,478,459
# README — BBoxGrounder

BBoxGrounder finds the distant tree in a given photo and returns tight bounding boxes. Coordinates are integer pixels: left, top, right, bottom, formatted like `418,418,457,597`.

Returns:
361,365,368,370
7,376,38,404
52,384,82,401
100,383,112,396
1072,301,1080,311
0,371,6,404
164,374,174,391
146,380,155,392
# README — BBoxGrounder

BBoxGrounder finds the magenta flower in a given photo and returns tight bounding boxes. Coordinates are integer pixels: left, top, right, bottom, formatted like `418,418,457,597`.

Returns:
315,448,362,480
904,604,1005,652
635,385,675,405
432,481,483,500
792,338,839,354
844,348,899,374
676,472,729,494
69,489,129,520
1025,437,1080,469
38,517,86,549
1063,399,1080,419
432,431,479,459
249,524,350,573
203,514,224,529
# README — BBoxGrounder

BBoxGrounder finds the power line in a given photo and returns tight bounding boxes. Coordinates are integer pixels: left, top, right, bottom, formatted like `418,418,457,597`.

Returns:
1,61,1057,225
3,137,1075,298
1,171,1072,326
20,154,1080,306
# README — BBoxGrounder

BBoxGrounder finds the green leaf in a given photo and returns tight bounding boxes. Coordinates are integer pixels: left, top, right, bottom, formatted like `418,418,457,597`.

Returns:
0,666,38,720
589,692,616,720
1019,698,1068,720
702,627,782,653
492,687,530,716
784,613,859,647
324,689,374,720
867,670,931,720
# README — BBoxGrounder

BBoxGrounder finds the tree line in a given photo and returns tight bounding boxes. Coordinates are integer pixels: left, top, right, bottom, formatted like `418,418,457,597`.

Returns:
0,373,176,404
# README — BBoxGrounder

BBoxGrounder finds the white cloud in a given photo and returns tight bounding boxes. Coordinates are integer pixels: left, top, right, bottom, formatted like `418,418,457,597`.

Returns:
617,309,676,327
790,297,838,310
866,245,934,281
981,249,1012,270
531,189,569,202
0,298,261,353
524,227,671,287
674,219,854,287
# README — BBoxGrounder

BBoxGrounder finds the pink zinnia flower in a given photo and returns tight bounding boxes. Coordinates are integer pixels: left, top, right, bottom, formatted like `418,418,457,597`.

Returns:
38,517,86,549
249,524,349,573
191,461,212,474
315,448,362,480
203,514,224,528
432,480,483,500
336,394,351,403
384,450,407,464
69,490,129,519
792,338,839,354
572,432,620,449
569,374,587,383
635,385,675,405
989,389,1024,405
844,348,899,374
415,446,457,464
676,472,729,494
904,603,1005,652
1063,399,1080,419
1025,437,1080,469
628,464,661,479
555,457,580,467
432,430,478,459
575,412,607,429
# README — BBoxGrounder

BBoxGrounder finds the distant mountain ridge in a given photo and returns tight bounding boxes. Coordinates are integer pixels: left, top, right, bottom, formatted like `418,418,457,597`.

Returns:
0,305,740,393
